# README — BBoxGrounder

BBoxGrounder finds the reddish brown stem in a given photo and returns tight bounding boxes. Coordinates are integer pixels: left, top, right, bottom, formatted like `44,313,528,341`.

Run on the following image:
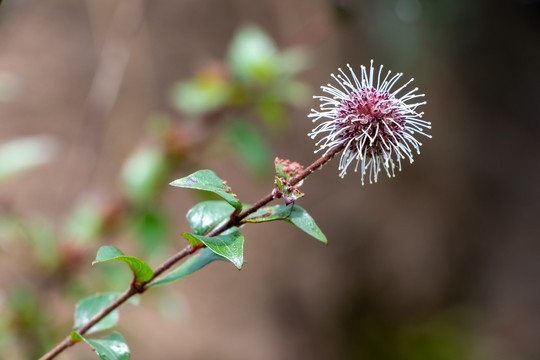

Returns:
39,144,345,360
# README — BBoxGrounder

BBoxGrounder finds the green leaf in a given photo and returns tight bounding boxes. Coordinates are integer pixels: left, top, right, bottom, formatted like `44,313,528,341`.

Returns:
244,205,327,244
148,247,226,288
225,121,270,176
170,170,242,211
278,79,311,106
227,25,278,82
182,229,244,269
0,135,57,183
276,47,310,77
187,201,235,236
70,331,130,360
121,146,168,203
170,77,230,117
74,293,139,334
64,197,105,244
93,246,154,283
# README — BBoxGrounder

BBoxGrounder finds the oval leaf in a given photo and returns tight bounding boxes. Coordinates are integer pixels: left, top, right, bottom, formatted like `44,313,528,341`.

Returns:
227,25,277,82
93,246,154,283
171,78,230,117
0,135,57,183
74,293,139,334
170,170,241,211
244,204,327,244
186,200,235,236
182,229,244,269
70,331,130,360
121,145,168,203
148,247,226,288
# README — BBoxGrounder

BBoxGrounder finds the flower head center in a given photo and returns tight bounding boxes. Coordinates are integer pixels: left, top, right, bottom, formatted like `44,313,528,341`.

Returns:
308,61,430,183
335,88,405,155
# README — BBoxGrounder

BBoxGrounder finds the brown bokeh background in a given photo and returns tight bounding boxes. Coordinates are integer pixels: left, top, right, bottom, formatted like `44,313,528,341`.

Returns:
1,0,540,359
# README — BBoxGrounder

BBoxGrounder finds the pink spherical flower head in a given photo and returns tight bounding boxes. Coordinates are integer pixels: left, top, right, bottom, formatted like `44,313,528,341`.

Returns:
308,60,431,185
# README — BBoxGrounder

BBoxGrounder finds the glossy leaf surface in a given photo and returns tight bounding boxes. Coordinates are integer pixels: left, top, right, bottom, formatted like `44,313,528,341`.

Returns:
186,200,234,236
93,246,154,283
71,331,130,360
244,204,327,244
182,229,244,269
148,247,226,288
170,170,241,211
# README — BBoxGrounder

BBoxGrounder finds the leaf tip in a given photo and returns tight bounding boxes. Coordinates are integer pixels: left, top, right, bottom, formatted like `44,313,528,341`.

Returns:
233,258,244,270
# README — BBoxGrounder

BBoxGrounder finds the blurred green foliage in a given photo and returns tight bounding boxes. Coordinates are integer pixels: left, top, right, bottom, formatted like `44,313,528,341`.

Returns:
171,24,310,177
338,295,476,360
0,135,56,183
0,20,480,360
0,24,312,359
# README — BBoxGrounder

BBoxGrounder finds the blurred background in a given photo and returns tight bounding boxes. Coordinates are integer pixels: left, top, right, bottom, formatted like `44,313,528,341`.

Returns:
1,0,539,359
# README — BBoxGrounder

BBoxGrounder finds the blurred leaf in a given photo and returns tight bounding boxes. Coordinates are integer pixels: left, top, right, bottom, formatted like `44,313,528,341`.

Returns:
7,284,53,358
131,206,169,255
74,293,138,334
148,247,226,288
227,25,278,83
170,169,242,211
186,200,235,237
171,76,230,117
244,204,327,244
255,92,288,130
70,331,130,360
0,135,57,183
225,121,271,176
395,310,475,360
277,47,310,76
278,79,311,106
93,246,154,283
182,229,244,269
7,218,60,269
8,284,44,328
0,313,16,355
64,197,104,243
121,145,168,203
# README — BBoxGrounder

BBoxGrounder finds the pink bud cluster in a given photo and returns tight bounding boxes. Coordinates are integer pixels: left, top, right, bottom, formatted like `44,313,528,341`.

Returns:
274,157,303,180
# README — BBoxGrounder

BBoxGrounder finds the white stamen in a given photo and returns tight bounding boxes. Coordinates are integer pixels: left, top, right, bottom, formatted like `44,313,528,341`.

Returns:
308,62,430,184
